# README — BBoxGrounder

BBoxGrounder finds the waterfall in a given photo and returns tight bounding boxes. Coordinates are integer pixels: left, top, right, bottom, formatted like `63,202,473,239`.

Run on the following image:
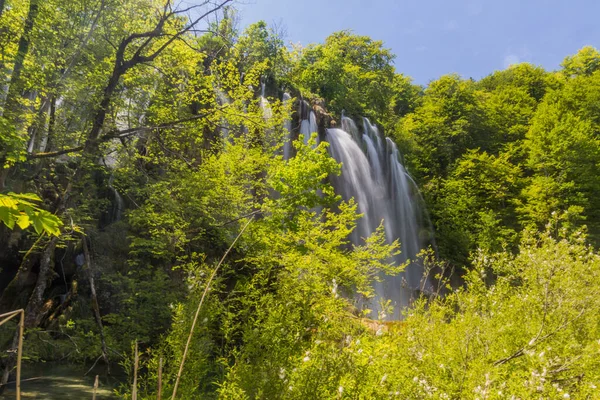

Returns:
108,174,124,223
327,128,387,243
300,109,318,145
341,115,362,144
282,92,293,160
259,82,272,120
326,118,431,319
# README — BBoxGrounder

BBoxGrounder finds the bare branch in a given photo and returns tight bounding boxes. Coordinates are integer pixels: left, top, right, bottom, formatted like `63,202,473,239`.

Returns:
493,307,587,367
136,0,233,64
172,1,211,16
29,106,228,159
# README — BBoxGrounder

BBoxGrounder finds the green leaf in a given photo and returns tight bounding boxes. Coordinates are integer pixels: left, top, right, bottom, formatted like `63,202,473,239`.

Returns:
32,210,62,236
16,213,31,230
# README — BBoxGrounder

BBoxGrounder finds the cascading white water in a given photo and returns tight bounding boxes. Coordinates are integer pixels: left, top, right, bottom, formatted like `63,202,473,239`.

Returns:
259,82,272,121
300,110,318,145
341,115,362,144
282,92,293,159
363,134,384,184
108,174,124,223
326,118,431,319
327,128,388,243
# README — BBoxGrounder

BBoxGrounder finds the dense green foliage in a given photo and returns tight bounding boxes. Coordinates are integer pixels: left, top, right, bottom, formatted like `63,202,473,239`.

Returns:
0,0,599,398
291,31,419,127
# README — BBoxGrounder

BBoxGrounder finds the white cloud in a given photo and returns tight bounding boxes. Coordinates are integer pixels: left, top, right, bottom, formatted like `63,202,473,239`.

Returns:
503,54,520,68
503,46,533,69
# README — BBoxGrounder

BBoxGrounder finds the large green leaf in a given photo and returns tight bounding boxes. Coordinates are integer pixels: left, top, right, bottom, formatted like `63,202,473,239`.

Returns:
0,193,62,236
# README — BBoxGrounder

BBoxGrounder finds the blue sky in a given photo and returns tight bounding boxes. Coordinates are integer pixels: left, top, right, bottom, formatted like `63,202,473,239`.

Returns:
236,0,599,85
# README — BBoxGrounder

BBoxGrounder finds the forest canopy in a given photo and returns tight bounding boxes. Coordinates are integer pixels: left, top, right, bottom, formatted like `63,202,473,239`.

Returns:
0,0,599,398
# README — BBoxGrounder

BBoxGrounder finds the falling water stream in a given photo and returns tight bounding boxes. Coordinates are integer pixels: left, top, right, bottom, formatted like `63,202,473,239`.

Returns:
294,98,317,147
326,118,431,319
108,174,124,223
282,92,293,159
230,86,430,318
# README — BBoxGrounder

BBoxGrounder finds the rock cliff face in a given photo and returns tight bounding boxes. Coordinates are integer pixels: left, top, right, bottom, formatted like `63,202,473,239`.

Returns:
290,95,335,145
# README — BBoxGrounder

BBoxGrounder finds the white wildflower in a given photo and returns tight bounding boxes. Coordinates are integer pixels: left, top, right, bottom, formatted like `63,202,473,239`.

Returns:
303,351,310,362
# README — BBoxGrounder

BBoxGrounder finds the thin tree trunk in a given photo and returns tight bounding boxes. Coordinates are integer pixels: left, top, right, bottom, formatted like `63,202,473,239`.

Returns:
0,0,8,96
3,0,40,115
0,0,40,172
26,95,50,154
23,236,58,328
45,95,57,151
81,234,110,373
0,168,7,190
132,341,139,400
157,357,163,400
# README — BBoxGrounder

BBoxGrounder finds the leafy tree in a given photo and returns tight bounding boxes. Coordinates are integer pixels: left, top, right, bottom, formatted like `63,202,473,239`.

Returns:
520,71,600,238
0,4,599,398
561,46,600,77
433,150,522,264
235,21,288,82
477,62,556,102
398,74,485,180
292,31,419,127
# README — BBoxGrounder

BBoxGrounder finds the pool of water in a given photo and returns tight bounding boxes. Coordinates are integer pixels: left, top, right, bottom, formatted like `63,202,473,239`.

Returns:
0,362,123,399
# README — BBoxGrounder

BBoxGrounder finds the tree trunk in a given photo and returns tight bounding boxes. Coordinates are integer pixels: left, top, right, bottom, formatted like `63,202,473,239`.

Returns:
81,234,110,372
0,0,40,174
24,236,58,328
0,236,57,390
26,95,50,154
44,95,57,152
3,0,40,115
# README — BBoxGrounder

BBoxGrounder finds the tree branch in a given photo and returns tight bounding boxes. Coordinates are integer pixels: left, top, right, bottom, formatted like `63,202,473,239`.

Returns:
135,0,233,64
29,106,227,159
493,307,587,366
